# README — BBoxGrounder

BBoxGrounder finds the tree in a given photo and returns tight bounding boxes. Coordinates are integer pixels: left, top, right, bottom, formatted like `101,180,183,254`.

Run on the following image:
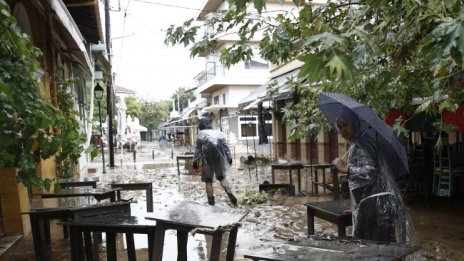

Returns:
170,87,196,112
165,0,464,140
125,96,142,118
140,100,171,130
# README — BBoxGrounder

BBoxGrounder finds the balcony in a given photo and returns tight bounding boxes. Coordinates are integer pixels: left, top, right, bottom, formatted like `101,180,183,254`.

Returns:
195,61,269,95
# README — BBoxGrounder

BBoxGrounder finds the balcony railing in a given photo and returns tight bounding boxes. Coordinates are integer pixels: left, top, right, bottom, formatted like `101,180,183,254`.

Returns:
195,61,269,87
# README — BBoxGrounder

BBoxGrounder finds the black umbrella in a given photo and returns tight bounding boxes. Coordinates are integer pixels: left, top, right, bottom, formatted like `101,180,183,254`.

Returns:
318,92,408,178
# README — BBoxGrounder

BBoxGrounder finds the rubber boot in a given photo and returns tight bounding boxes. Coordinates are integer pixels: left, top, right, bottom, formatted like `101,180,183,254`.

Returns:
224,187,238,206
207,196,215,206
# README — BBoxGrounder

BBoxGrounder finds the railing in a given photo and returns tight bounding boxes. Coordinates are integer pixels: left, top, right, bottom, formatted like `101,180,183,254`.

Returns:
195,61,269,87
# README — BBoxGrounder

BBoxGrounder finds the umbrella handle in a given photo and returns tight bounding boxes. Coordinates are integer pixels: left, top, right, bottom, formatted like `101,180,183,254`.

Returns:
340,126,371,160
341,146,353,160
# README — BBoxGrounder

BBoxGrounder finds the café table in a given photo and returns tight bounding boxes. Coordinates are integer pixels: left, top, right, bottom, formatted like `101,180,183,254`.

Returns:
32,187,120,202
271,163,304,194
23,197,131,261
145,201,249,261
244,237,420,261
303,163,341,199
59,177,99,188
109,181,153,212
62,212,157,261
176,155,194,175
304,199,352,237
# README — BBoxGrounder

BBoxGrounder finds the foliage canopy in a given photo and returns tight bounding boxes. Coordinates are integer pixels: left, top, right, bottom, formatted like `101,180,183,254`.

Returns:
165,0,464,139
0,1,84,189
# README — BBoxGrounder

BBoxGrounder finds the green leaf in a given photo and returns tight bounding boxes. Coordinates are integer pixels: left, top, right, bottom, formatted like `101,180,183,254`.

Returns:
324,54,354,81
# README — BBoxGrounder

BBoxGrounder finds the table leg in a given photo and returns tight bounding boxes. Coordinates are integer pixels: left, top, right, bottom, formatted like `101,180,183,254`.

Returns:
289,169,293,188
226,227,238,261
271,167,275,184
69,225,82,261
177,230,188,261
147,186,153,212
44,219,51,244
126,233,136,261
106,232,117,261
337,218,346,237
297,169,301,193
332,166,339,200
322,169,327,194
148,231,155,261
313,169,319,195
177,158,181,175
116,191,121,202
210,231,223,261
307,207,315,236
84,231,94,261
152,224,166,261
30,217,46,261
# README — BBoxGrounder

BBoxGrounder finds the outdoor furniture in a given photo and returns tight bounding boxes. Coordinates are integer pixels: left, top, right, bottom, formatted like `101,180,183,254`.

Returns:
23,197,131,261
303,163,342,199
243,237,420,260
32,187,120,202
176,155,194,175
270,163,304,194
62,212,156,261
109,181,153,212
59,177,99,188
145,201,248,261
304,199,352,237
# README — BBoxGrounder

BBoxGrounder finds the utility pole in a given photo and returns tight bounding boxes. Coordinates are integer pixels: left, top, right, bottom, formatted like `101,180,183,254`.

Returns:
105,0,115,167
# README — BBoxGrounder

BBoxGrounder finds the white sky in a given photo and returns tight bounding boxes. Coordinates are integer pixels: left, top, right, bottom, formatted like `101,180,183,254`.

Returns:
109,0,206,101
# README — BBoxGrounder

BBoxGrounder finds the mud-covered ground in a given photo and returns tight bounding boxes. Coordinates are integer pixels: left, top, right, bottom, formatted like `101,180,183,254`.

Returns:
4,141,464,260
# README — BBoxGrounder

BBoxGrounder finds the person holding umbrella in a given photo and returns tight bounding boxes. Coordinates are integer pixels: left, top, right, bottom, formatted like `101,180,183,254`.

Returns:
319,92,417,244
193,118,238,206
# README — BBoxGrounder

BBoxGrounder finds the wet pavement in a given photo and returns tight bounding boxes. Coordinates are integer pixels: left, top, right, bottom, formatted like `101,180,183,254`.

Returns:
4,141,464,260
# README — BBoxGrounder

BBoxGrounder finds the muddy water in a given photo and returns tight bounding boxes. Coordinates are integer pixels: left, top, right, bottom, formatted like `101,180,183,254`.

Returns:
4,163,464,260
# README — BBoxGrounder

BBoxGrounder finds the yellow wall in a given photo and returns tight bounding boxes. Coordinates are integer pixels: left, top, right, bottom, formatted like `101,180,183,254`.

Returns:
0,168,31,235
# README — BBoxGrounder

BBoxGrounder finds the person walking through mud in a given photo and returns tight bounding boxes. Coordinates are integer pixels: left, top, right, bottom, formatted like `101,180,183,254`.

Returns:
332,109,417,243
193,118,238,206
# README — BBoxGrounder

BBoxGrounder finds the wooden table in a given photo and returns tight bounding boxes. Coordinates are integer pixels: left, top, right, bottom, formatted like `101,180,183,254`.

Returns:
244,238,420,260
33,187,120,202
59,177,99,188
145,201,248,261
109,181,153,212
62,212,157,261
23,197,131,261
304,200,352,237
176,155,194,175
303,163,338,196
271,163,304,193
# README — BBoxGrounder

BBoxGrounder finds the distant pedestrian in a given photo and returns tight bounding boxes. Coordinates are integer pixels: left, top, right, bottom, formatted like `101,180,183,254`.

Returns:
193,118,237,206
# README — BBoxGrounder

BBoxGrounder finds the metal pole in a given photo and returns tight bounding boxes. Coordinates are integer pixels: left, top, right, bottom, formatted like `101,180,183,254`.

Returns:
105,0,115,167
98,100,106,174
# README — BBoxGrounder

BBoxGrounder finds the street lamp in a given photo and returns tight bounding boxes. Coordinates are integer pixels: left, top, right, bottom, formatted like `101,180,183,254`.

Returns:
94,83,106,174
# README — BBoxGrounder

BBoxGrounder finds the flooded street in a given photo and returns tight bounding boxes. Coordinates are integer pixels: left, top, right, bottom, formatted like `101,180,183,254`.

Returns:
4,142,464,260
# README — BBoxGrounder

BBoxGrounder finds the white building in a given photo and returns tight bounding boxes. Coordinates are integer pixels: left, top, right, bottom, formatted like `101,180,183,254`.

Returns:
191,0,296,144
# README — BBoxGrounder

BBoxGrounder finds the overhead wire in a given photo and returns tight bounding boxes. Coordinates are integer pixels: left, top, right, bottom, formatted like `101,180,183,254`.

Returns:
116,0,132,74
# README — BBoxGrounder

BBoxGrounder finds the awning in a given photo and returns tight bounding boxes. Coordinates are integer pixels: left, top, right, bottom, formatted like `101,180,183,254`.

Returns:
51,0,92,70
239,67,303,109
